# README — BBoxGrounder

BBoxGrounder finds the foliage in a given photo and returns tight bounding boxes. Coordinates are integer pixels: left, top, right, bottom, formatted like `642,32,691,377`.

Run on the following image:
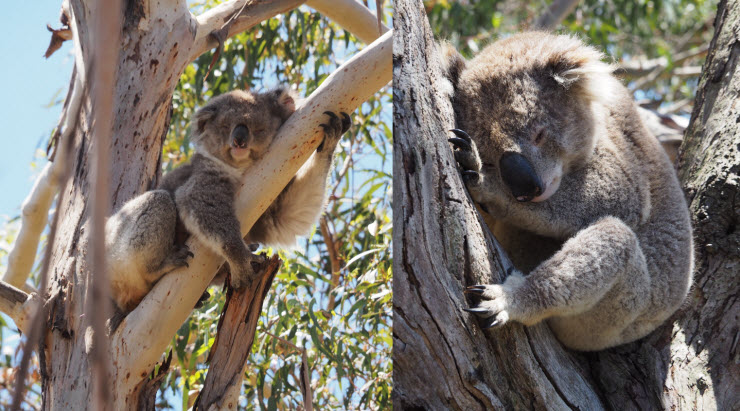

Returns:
0,1,392,410
425,0,716,114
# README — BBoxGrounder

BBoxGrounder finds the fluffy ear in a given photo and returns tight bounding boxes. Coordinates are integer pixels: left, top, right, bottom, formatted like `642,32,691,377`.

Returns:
268,86,298,121
439,41,466,91
547,38,617,102
193,105,218,134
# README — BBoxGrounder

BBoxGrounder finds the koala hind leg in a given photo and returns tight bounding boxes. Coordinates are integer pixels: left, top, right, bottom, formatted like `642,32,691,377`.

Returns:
465,216,651,351
107,190,189,311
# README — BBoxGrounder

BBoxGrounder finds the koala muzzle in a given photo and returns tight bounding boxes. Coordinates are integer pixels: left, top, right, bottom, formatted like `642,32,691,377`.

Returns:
499,152,544,202
230,124,250,149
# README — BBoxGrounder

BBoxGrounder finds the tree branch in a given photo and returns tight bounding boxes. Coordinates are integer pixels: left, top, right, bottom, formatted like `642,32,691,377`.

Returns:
192,0,306,60
532,0,580,30
3,63,84,290
0,281,40,335
111,30,392,396
619,44,710,77
307,0,390,44
194,255,281,410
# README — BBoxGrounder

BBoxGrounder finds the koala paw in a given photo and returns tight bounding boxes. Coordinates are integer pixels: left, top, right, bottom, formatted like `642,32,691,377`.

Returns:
229,253,268,290
169,245,194,269
449,128,482,186
318,111,351,153
463,284,515,329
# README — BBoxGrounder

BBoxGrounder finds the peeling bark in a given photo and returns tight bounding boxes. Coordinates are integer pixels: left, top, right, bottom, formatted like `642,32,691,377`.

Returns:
194,255,281,411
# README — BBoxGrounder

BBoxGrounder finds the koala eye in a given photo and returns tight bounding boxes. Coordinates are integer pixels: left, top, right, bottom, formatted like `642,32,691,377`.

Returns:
532,129,546,146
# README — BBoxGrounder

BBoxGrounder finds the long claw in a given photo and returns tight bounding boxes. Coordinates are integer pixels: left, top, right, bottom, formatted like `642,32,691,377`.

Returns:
186,251,195,258
462,170,479,179
464,288,485,295
323,111,338,120
466,285,487,290
448,137,472,151
463,307,491,316
450,128,472,142
482,318,502,329
340,113,351,133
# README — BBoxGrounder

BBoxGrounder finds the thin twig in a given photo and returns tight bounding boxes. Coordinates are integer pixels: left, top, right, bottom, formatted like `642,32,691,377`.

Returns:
263,331,313,411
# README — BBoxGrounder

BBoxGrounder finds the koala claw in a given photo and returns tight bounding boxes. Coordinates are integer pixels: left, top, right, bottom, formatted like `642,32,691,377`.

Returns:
463,283,514,329
171,245,194,268
449,128,483,182
462,307,490,315
448,137,472,151
481,312,509,329
464,285,487,294
340,112,351,134
323,110,338,120
318,111,352,153
449,128,473,142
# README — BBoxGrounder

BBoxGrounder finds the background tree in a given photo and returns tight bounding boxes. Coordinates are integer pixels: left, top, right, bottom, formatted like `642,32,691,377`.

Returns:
393,0,737,409
0,0,393,409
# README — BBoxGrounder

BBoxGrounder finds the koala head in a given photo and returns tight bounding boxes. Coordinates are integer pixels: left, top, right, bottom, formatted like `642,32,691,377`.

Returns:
445,32,615,203
192,87,297,169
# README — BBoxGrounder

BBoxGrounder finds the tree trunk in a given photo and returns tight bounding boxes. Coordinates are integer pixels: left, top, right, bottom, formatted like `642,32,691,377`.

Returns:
392,0,739,409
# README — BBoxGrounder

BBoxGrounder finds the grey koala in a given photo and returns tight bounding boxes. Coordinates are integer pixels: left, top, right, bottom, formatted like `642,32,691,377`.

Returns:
107,87,350,312
443,32,693,351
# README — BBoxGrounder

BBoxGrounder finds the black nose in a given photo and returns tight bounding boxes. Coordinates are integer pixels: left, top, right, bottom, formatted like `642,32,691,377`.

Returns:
499,152,543,202
231,124,249,148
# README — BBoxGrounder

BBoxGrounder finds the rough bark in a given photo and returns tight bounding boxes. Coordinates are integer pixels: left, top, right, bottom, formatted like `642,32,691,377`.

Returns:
393,0,739,410
674,0,740,407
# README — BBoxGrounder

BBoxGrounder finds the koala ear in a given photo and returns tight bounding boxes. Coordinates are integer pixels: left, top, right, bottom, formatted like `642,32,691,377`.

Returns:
193,105,218,134
439,41,466,92
547,38,616,102
268,87,298,121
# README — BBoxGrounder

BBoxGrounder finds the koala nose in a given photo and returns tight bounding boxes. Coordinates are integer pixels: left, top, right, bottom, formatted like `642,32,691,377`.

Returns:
230,124,250,148
499,152,544,202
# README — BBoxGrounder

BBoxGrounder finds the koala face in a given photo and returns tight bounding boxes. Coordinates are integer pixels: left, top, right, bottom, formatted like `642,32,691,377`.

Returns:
192,87,297,169
452,33,613,204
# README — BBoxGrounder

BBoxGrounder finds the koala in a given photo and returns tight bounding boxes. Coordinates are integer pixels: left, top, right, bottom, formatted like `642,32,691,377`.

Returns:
443,32,694,351
107,87,350,312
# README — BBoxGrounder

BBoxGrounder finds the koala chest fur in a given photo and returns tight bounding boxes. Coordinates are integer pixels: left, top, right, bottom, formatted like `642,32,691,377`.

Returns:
447,32,694,351
106,87,351,313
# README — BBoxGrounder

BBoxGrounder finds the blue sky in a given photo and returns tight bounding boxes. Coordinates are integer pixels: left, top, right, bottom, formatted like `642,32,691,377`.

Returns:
0,2,73,217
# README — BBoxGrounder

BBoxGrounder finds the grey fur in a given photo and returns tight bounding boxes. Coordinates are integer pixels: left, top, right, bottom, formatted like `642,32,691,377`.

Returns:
107,87,351,312
447,32,693,351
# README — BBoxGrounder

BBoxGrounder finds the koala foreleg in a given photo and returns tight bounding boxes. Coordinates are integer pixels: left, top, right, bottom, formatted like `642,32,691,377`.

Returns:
248,111,351,247
464,216,651,350
176,175,264,289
